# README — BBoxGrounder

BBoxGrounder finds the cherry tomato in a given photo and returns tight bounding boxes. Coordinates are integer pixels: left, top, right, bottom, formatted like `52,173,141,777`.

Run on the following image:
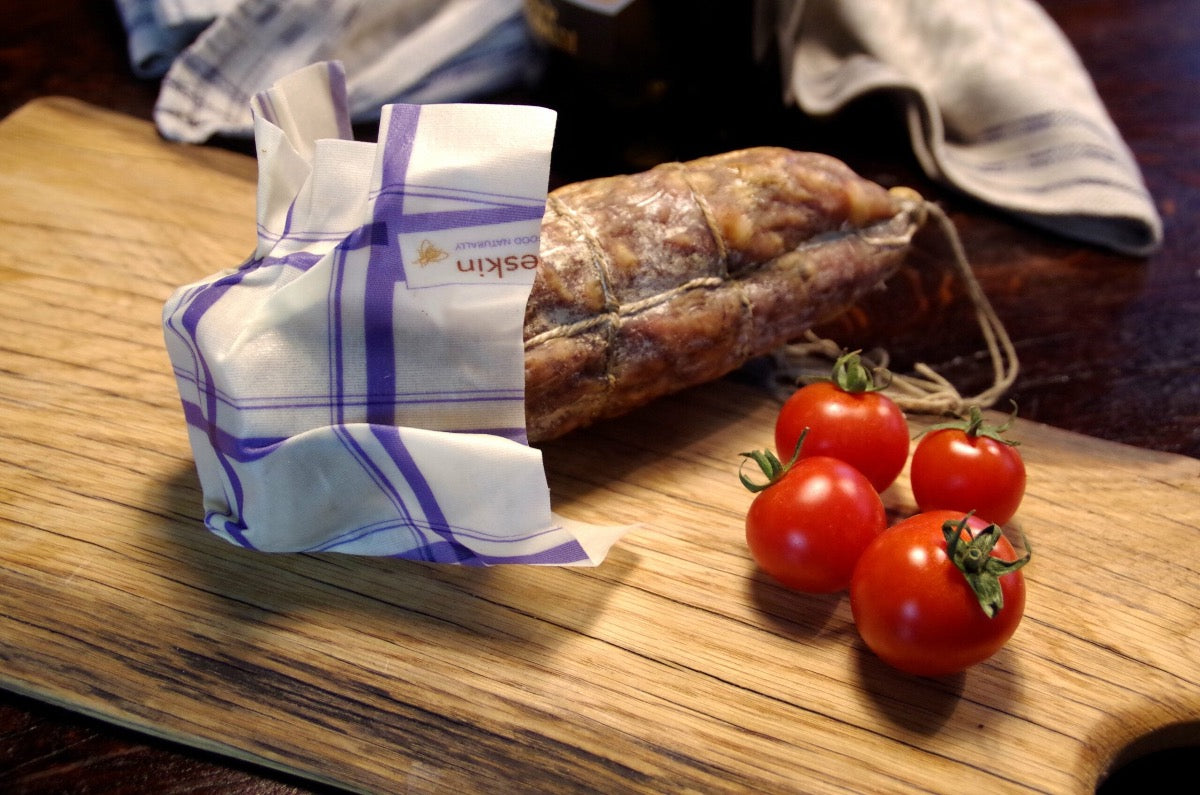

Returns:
850,510,1030,676
911,406,1026,525
774,352,908,492
743,452,887,593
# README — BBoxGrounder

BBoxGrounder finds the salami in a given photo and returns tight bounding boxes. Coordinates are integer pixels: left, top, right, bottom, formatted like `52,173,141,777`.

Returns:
524,147,923,442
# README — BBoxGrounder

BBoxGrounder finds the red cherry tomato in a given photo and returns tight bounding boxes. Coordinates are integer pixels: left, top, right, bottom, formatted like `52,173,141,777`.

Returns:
743,453,887,594
774,353,908,492
911,407,1026,525
850,510,1030,676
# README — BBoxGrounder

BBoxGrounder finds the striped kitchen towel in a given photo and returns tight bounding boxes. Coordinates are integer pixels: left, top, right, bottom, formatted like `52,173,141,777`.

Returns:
768,0,1162,255
162,62,626,564
142,0,533,143
113,0,230,77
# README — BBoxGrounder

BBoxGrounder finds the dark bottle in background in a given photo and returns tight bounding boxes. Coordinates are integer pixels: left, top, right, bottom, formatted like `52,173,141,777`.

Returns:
523,0,783,182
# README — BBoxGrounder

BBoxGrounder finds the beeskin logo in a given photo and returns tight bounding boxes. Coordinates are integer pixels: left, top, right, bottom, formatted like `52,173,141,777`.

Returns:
415,239,448,266
408,234,541,285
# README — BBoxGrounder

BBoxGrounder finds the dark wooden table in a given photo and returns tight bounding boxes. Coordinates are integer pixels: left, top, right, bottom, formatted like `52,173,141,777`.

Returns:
1,1,1196,792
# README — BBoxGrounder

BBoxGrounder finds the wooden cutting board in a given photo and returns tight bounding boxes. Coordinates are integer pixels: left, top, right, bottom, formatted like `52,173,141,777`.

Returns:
1,98,1197,794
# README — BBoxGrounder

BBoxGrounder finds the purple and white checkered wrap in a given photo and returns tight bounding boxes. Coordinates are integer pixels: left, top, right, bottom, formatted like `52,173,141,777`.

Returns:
163,62,625,564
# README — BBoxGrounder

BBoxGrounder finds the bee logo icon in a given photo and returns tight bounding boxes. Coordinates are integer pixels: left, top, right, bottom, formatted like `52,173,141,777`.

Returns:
415,239,448,266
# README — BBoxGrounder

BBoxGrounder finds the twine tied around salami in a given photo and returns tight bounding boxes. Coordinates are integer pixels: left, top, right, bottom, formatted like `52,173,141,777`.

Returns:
163,61,1016,565
770,201,1019,416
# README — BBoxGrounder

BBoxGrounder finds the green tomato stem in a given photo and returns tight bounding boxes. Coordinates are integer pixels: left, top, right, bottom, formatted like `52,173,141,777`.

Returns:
830,350,889,393
919,402,1022,445
942,515,1032,618
738,429,808,493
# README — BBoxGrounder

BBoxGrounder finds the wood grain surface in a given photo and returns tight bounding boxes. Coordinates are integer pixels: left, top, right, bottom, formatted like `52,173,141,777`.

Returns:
1,98,1198,795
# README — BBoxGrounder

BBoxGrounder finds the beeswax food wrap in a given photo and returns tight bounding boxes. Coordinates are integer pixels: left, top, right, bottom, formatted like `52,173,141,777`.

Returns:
162,62,624,565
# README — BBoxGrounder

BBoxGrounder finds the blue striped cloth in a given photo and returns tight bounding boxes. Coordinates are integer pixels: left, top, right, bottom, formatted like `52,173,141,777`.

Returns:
768,0,1162,256
113,0,221,78
163,62,625,564
113,0,533,141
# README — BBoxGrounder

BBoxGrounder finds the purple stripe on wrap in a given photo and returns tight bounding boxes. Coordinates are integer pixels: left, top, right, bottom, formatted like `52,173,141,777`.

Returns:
389,204,547,233
496,537,591,565
180,400,287,462
368,425,478,564
396,537,589,566
327,224,387,427
310,518,585,565
180,389,529,464
171,371,523,413
328,243,350,425
381,104,421,188
172,269,257,549
254,92,278,127
353,224,399,427
394,183,547,204
325,62,354,141
335,429,417,518
357,105,421,427
256,226,348,246
267,251,323,271
282,197,295,239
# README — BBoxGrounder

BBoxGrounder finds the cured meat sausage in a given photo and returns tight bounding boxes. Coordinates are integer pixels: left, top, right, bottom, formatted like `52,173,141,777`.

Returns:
524,146,923,442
